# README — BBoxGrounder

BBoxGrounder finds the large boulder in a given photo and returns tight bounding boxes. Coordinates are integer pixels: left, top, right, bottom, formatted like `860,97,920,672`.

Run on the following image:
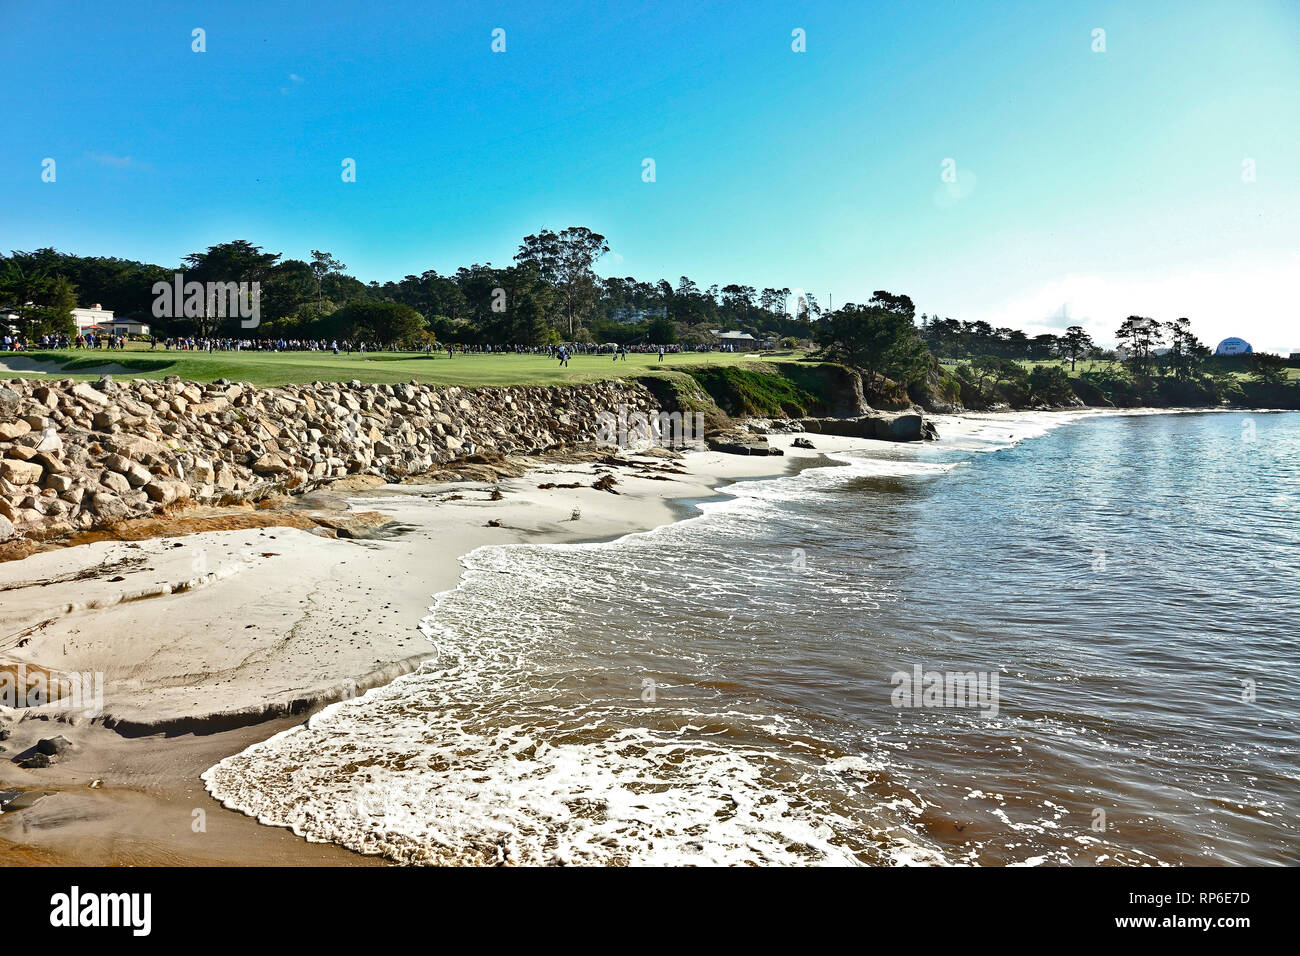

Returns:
87,491,130,519
123,463,152,488
816,416,877,438
0,388,20,421
875,413,923,441
36,735,72,756
100,470,132,494
32,452,66,474
43,473,74,493
71,382,110,406
705,429,785,456
144,479,191,505
792,413,929,442
0,459,44,485
105,434,173,460
251,452,294,475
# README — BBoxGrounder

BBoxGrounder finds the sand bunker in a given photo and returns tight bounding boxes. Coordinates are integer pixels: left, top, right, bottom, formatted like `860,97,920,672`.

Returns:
0,356,135,376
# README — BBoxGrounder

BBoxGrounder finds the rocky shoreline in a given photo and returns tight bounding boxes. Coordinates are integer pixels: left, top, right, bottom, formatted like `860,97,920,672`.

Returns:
0,375,937,547
0,376,661,547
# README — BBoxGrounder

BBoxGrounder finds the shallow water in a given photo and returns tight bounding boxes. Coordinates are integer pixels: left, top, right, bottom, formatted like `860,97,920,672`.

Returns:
203,410,1300,865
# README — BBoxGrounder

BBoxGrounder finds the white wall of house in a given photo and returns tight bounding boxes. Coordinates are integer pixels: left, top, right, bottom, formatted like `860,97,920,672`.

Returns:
72,304,114,330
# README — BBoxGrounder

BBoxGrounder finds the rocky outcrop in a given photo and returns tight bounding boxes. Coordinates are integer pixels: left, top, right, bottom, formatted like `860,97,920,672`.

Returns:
704,428,785,456
709,410,936,456
908,359,965,413
35,735,72,757
0,375,659,543
793,412,936,442
770,363,872,417
1068,377,1113,407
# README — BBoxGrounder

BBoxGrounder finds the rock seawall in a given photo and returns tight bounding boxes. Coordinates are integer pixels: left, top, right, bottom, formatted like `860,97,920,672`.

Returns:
0,376,660,543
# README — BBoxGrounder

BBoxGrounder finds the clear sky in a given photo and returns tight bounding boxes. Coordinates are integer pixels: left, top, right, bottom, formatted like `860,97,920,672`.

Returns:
2,0,1298,350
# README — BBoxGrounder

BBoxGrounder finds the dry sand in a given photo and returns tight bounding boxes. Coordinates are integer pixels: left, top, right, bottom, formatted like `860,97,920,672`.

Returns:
0,433,878,865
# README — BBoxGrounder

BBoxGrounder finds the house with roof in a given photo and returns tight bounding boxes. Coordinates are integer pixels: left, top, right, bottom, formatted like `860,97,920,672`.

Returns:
72,304,150,337
711,329,758,350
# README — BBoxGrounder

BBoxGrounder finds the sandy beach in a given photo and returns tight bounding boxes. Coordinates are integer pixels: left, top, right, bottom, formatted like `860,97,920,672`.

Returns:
0,432,876,865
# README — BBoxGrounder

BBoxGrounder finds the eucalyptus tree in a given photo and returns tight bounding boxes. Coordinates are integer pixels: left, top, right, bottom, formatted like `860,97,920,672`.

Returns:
514,226,609,338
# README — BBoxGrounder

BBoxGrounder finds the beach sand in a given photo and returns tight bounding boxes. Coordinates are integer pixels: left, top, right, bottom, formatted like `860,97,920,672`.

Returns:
0,433,881,865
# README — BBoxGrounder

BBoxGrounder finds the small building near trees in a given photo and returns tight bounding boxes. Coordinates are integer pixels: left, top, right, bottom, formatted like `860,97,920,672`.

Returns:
72,304,150,337
712,330,758,350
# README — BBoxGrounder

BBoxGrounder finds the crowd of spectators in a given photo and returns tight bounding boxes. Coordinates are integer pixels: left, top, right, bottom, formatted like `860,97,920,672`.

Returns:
3,331,748,359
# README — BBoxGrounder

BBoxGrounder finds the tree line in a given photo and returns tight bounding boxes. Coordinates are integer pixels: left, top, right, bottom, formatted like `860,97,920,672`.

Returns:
918,315,1101,365
3,231,1289,407
813,295,1291,409
0,227,820,347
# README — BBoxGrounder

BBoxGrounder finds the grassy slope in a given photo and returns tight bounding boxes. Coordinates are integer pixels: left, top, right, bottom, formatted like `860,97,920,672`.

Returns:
683,364,825,417
2,347,809,387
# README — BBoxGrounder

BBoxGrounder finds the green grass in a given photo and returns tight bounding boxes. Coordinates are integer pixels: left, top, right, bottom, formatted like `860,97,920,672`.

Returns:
684,365,823,417
0,345,808,387
9,347,1290,389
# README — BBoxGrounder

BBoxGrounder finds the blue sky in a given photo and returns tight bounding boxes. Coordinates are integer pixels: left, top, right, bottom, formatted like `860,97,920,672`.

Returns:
3,0,1298,348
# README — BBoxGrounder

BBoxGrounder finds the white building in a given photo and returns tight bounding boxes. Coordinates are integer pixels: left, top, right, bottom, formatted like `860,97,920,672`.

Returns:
72,304,149,337
71,303,114,331
106,318,151,336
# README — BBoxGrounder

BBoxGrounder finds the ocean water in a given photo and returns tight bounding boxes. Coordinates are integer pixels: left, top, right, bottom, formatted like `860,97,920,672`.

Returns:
203,410,1300,866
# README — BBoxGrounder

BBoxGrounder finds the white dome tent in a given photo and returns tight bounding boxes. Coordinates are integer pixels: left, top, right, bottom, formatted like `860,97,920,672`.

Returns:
1214,337,1253,356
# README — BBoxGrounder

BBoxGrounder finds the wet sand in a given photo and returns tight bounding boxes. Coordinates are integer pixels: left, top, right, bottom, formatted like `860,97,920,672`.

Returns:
0,435,878,865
